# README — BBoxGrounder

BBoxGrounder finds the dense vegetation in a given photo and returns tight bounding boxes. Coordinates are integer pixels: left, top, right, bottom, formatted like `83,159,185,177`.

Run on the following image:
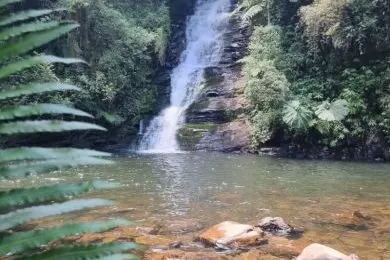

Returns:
240,0,390,160
5,0,192,147
5,0,389,160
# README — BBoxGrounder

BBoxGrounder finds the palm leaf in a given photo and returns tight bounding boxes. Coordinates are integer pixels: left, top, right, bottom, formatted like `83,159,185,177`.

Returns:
0,55,85,79
0,104,93,121
0,9,64,27
0,120,106,135
282,100,313,130
315,99,350,121
0,181,117,210
0,21,60,41
0,23,78,60
0,157,112,179
0,219,131,256
0,147,110,163
0,199,113,231
0,83,80,100
21,243,139,260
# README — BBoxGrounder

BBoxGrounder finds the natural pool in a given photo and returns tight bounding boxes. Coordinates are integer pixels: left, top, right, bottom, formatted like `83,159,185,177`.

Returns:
2,153,390,259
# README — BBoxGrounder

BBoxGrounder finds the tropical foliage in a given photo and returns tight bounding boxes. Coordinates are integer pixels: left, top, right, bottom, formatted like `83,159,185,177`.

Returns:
240,0,390,159
242,25,288,146
0,1,137,258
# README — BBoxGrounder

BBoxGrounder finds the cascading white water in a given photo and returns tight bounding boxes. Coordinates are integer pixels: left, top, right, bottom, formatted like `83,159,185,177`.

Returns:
138,0,231,153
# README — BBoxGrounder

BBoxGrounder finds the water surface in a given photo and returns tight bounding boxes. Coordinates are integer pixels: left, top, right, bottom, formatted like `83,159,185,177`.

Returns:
3,153,390,259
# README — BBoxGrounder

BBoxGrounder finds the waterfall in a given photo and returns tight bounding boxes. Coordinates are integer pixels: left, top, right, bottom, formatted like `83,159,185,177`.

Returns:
138,0,231,153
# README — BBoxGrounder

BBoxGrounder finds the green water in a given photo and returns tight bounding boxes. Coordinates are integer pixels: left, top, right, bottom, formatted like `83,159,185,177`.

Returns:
2,153,390,259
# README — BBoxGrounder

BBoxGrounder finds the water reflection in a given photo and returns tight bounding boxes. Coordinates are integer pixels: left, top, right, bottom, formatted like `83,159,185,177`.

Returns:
150,154,192,216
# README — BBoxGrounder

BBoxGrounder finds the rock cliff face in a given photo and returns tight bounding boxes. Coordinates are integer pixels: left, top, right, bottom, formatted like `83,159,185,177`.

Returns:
177,8,251,152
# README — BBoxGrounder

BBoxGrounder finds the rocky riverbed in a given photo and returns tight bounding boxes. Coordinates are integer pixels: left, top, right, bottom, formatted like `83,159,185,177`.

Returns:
60,215,372,259
6,154,390,259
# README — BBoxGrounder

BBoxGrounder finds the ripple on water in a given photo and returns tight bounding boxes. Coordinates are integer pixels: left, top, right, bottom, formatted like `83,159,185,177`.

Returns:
2,152,390,258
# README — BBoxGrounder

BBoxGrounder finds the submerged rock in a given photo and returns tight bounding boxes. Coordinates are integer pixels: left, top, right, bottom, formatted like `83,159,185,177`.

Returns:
257,217,303,236
296,243,359,260
264,236,301,258
237,250,281,260
145,249,229,260
135,235,174,246
321,210,375,230
162,219,204,234
199,221,266,249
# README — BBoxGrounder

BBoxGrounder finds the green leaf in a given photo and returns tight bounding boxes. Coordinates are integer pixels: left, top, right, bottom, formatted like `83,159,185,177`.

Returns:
0,220,131,256
0,181,117,209
0,0,23,9
0,120,106,135
0,199,113,231
0,104,93,121
0,157,113,179
0,83,80,101
0,9,64,27
0,147,110,163
282,100,313,130
0,21,59,41
0,55,85,79
315,99,350,121
22,243,139,260
0,23,78,60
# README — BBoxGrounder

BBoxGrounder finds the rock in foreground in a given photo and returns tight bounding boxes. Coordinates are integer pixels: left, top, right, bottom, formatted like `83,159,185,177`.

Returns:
199,221,265,249
258,217,303,236
296,243,359,260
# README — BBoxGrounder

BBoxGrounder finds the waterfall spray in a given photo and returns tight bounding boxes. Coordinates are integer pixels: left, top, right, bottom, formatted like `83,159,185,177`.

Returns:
138,0,231,153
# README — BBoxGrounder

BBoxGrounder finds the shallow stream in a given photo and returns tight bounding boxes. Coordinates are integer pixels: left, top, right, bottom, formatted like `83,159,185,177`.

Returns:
2,153,390,259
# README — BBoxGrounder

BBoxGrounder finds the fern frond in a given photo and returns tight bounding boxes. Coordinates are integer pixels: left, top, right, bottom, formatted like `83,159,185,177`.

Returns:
0,9,64,27
0,23,78,60
0,21,60,41
22,243,139,260
0,157,112,179
0,83,80,100
0,55,85,79
0,120,106,135
0,181,117,209
0,148,110,163
0,199,113,231
0,0,23,9
0,219,131,256
0,104,93,121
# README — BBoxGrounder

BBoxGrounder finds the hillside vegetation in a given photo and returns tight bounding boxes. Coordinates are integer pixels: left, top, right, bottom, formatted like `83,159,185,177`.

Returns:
4,0,185,146
240,0,390,160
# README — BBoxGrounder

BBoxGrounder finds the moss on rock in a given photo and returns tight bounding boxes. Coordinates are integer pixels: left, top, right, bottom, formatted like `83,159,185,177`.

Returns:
177,123,217,150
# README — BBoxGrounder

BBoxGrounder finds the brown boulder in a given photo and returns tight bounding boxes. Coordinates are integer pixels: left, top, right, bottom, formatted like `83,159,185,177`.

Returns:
258,217,303,236
264,236,301,257
296,243,359,260
199,221,265,249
